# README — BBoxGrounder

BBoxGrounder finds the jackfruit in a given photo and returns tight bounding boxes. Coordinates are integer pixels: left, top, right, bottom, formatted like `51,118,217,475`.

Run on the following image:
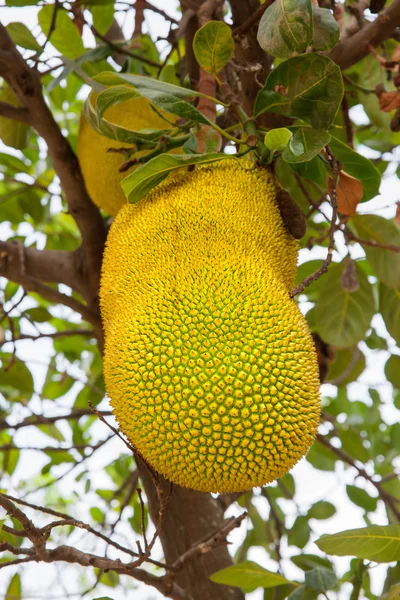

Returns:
78,94,174,216
101,161,320,493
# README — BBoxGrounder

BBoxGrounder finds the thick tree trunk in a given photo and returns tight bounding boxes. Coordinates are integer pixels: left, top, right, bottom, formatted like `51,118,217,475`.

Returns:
138,463,245,600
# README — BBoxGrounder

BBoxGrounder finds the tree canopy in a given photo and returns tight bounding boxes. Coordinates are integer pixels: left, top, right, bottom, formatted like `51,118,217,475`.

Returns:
0,1,400,600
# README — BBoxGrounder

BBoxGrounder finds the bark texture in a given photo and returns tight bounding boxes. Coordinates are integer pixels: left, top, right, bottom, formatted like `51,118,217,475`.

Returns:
139,464,245,600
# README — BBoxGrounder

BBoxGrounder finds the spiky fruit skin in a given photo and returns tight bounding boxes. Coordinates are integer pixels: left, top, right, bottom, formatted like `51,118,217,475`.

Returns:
78,95,172,217
101,161,321,493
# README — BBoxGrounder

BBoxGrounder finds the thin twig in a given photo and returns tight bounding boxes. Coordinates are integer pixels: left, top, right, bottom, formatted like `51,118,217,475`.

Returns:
290,147,339,297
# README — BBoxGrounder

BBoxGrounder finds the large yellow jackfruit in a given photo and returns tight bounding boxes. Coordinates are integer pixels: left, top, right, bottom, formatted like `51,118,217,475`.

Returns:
78,94,173,216
101,161,320,493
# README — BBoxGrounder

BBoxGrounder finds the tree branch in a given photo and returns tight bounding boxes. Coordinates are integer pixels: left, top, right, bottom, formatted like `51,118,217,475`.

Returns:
228,0,273,114
0,25,106,309
0,100,31,123
0,409,112,432
329,0,400,69
0,240,91,299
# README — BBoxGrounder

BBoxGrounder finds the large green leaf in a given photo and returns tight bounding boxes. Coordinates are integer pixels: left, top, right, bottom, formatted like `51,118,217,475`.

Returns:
254,54,343,130
92,79,211,126
305,567,337,591
384,355,400,389
5,573,21,600
312,8,340,51
0,87,30,150
257,0,313,59
346,485,378,512
326,347,366,385
380,284,400,345
351,215,400,289
210,561,290,593
38,5,85,60
193,21,234,75
92,4,115,35
121,153,237,203
282,128,330,163
83,90,170,145
316,524,400,562
314,261,376,347
95,71,214,100
307,501,336,520
329,137,381,202
6,22,42,52
0,353,34,402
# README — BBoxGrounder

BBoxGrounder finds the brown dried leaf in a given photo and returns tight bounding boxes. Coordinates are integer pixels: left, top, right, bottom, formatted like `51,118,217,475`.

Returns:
378,90,400,113
328,171,363,216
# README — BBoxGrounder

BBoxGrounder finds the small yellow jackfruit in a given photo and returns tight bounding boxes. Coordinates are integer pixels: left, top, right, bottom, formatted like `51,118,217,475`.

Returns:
78,94,173,216
101,161,320,493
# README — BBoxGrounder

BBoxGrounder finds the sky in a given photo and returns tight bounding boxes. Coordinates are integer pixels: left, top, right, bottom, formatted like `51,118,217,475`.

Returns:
0,2,399,599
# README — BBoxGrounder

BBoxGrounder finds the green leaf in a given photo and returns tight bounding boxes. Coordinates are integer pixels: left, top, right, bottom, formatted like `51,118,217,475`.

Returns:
95,71,212,100
6,22,42,52
193,21,234,75
314,261,376,347
351,215,400,289
1,447,20,476
6,0,39,3
307,441,337,471
291,554,333,571
92,81,210,128
329,137,381,202
92,3,115,35
305,567,337,592
83,90,169,145
384,355,400,389
340,429,369,462
24,307,52,323
346,485,378,512
38,5,85,60
121,153,237,203
254,54,343,130
210,561,290,593
5,573,21,600
159,64,180,86
0,354,34,402
264,128,293,157
380,284,400,345
287,515,311,548
312,8,340,51
90,507,104,523
257,0,313,59
308,501,336,520
288,585,318,600
327,347,366,385
282,128,330,163
316,524,400,562
0,87,30,150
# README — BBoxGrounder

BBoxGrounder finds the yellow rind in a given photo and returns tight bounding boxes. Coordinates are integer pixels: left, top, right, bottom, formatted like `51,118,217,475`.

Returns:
78,94,173,217
101,161,320,493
